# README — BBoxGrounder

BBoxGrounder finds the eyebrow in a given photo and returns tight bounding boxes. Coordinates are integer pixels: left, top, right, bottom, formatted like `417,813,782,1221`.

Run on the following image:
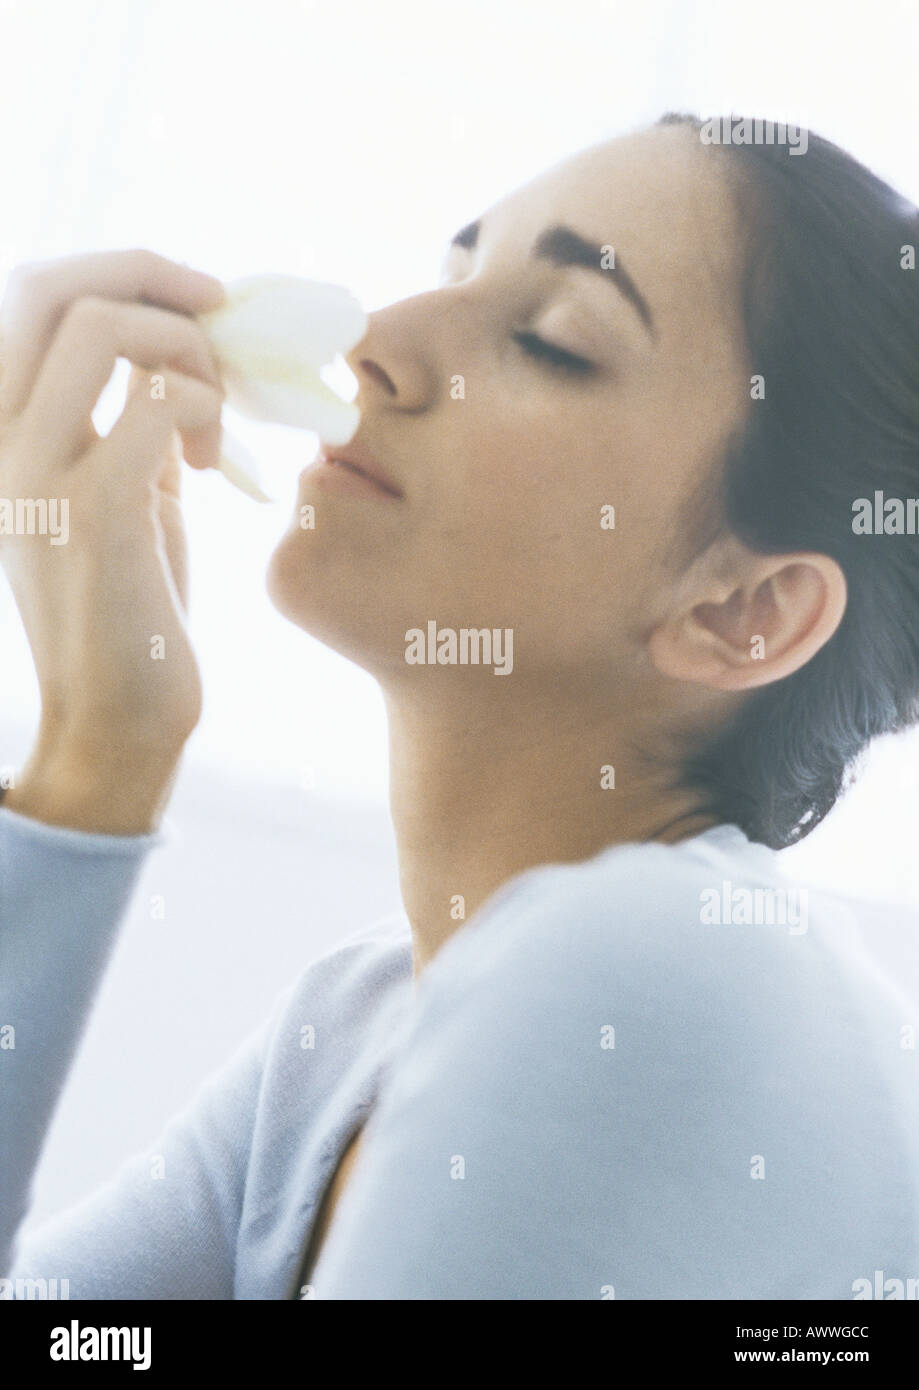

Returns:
449,217,656,339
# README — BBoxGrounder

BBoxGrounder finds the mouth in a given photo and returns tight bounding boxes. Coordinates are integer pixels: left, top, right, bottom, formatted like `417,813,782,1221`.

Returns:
315,445,403,499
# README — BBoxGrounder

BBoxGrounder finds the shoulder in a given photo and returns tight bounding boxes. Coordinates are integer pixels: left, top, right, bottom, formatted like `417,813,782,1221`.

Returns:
416,826,810,1020
399,825,919,1108
253,909,413,1093
314,831,919,1298
297,909,413,1006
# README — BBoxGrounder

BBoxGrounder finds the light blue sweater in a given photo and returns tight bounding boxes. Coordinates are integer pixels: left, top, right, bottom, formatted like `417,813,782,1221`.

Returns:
1,805,918,1300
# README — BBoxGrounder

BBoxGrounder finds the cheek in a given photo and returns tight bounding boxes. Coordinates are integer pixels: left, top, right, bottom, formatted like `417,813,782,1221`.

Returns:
440,416,664,650
435,406,639,568
422,475,626,654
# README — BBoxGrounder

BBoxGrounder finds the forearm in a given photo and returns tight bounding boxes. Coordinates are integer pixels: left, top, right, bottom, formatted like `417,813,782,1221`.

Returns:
0,792,161,1273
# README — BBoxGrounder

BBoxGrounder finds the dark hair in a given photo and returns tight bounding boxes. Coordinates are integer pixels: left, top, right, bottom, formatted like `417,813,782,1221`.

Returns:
657,112,919,849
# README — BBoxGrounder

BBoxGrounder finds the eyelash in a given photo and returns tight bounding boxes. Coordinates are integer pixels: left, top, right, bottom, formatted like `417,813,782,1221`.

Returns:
512,330,594,375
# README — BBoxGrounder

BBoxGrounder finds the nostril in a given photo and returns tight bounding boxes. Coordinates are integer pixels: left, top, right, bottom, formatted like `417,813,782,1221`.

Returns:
358,358,397,395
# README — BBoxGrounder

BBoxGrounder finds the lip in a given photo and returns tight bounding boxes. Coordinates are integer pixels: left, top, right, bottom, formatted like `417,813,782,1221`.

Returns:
314,441,403,498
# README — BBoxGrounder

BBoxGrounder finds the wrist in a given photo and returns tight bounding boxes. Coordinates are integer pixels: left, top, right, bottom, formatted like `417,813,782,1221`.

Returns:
3,734,185,834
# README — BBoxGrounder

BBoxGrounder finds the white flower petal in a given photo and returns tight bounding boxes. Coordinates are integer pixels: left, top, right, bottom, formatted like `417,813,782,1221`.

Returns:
216,428,273,503
198,274,367,500
200,274,367,367
220,366,360,441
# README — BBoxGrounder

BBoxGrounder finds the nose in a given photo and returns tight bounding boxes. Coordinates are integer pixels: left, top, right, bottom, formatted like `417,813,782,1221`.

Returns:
342,292,447,412
351,355,397,396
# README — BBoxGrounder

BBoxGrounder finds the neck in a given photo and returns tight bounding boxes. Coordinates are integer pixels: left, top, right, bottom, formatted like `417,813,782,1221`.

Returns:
383,679,716,976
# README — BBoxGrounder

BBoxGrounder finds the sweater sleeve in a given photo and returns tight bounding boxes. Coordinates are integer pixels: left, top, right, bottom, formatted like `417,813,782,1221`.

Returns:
0,805,274,1298
309,844,917,1300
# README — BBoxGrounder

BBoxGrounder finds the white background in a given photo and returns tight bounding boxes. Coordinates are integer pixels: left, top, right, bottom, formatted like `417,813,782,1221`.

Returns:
1,0,918,1226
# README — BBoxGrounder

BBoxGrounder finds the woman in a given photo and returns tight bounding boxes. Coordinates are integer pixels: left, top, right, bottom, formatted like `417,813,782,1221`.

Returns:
1,112,917,1300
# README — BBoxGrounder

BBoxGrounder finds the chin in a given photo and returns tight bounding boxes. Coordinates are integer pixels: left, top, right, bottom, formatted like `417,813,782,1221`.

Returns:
264,528,402,677
266,528,339,639
265,529,305,626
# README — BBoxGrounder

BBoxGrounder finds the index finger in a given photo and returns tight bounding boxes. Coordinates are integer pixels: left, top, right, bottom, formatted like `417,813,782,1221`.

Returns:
0,247,226,417
126,364,184,499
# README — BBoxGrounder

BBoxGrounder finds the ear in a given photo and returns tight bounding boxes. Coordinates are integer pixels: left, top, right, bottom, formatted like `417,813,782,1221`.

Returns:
648,544,848,692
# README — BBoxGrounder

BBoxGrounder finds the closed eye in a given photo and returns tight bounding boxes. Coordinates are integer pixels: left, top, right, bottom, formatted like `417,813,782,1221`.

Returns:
512,330,594,375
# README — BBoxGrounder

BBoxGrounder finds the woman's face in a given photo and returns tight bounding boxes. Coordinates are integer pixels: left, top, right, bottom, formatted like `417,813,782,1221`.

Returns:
267,123,751,699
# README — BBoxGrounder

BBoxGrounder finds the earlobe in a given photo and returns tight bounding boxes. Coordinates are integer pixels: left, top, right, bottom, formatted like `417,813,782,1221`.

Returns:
648,553,848,693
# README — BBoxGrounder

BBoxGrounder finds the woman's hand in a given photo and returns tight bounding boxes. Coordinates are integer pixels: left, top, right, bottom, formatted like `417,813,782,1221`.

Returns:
0,249,227,831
